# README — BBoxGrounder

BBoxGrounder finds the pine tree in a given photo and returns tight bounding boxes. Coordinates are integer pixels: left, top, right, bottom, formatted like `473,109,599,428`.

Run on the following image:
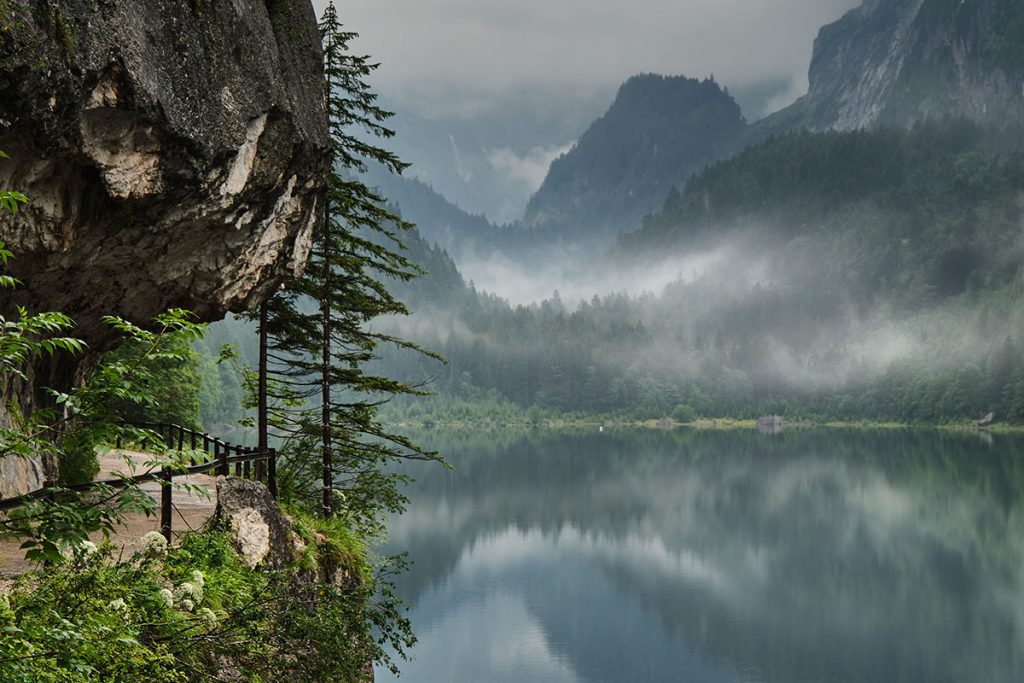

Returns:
256,1,439,529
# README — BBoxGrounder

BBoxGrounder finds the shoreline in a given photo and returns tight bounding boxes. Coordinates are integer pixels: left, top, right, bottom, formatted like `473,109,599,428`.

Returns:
382,417,1020,433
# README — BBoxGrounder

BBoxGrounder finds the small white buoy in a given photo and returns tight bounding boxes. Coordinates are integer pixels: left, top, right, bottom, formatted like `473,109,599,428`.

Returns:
599,425,604,433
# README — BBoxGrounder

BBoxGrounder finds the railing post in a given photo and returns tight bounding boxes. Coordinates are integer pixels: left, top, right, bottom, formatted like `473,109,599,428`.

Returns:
243,448,251,479
268,448,278,500
235,446,243,477
216,441,228,476
160,465,173,542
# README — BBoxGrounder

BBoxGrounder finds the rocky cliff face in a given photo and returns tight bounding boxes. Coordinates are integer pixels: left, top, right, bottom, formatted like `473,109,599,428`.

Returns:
769,0,1024,132
0,0,329,495
0,0,330,344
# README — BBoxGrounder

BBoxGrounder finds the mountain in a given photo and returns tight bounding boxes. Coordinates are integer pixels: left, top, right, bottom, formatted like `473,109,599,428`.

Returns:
626,119,1024,308
523,75,748,239
762,0,1024,133
373,120,1024,423
370,172,502,259
371,91,609,225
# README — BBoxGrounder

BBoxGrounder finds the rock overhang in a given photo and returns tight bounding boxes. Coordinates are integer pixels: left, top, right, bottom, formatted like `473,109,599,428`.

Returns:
0,0,330,345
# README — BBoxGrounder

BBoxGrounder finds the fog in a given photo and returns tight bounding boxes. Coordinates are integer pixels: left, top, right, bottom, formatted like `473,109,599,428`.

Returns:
485,143,575,195
377,218,1023,418
456,243,742,309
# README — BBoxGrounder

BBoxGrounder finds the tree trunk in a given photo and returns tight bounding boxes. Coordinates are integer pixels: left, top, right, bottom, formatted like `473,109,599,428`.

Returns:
321,240,333,518
256,302,268,480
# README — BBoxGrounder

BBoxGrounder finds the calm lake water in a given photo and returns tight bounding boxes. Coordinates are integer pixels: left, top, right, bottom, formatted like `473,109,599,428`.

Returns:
375,428,1024,683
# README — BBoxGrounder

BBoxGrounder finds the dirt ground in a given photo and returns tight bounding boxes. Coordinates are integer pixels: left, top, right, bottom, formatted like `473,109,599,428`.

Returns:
0,449,219,578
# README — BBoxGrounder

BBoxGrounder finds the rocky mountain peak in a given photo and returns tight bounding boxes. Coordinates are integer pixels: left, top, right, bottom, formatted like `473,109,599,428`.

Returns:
524,74,747,238
774,0,1024,131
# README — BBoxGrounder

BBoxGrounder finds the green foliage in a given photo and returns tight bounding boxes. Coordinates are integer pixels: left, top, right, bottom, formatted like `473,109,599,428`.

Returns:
290,510,366,575
671,404,699,423
1,240,84,379
0,526,397,681
0,304,204,564
98,313,206,430
1,232,205,561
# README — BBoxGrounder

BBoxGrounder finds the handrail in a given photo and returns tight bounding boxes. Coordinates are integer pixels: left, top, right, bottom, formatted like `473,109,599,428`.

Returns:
0,422,279,541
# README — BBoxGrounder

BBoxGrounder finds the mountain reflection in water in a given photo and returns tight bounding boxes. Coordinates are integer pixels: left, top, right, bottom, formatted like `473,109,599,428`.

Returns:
376,428,1024,683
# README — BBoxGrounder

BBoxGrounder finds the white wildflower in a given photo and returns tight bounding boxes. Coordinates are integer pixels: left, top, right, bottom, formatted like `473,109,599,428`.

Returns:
107,598,127,612
180,598,195,613
137,531,168,556
158,588,174,608
198,607,217,625
189,570,205,589
60,539,99,562
174,582,203,605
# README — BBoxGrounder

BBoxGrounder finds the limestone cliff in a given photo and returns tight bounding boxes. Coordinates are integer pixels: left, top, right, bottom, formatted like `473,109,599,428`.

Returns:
0,0,330,343
0,0,330,495
765,0,1024,132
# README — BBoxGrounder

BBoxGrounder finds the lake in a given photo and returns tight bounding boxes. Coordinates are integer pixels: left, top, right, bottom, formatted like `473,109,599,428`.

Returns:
375,427,1024,683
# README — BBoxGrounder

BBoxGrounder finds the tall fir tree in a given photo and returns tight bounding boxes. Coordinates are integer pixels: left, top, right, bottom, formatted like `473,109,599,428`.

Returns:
256,1,439,529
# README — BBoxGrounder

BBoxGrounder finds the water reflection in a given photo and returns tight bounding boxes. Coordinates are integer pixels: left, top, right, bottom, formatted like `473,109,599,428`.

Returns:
377,429,1024,683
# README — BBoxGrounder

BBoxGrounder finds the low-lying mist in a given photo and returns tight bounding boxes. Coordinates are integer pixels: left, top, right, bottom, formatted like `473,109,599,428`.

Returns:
377,220,1024,421
455,242,743,308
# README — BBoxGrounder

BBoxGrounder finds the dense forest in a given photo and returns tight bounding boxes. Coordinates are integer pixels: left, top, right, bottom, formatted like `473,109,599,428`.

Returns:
346,119,1024,424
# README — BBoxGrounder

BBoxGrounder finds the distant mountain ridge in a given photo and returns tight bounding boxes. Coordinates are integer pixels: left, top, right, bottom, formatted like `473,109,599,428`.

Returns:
376,0,1024,265
522,0,1024,243
523,75,748,239
763,0,1024,133
374,173,500,258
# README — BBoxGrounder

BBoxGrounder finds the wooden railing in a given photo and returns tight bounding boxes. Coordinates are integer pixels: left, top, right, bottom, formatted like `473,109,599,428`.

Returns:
0,422,277,541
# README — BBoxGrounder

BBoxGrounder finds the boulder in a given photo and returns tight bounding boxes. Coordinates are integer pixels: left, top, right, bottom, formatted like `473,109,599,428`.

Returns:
215,476,294,570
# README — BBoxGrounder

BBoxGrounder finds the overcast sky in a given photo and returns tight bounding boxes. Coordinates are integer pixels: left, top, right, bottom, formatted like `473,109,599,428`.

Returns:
312,0,860,116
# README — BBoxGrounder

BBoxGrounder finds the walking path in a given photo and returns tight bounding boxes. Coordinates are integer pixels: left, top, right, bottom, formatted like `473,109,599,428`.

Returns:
0,449,219,578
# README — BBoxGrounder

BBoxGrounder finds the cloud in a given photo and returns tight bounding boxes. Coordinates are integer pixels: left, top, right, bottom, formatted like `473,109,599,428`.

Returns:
485,143,574,192
314,0,860,109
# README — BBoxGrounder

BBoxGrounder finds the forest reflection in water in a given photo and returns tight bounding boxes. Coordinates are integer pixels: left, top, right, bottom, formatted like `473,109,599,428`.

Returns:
376,428,1024,683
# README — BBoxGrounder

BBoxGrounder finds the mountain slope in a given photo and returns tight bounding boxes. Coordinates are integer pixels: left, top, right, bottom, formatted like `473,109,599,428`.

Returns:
626,119,1024,307
369,172,501,258
762,0,1024,133
524,75,748,239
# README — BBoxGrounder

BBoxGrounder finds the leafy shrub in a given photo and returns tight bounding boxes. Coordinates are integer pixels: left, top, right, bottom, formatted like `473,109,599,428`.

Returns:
0,525,392,682
671,404,699,423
